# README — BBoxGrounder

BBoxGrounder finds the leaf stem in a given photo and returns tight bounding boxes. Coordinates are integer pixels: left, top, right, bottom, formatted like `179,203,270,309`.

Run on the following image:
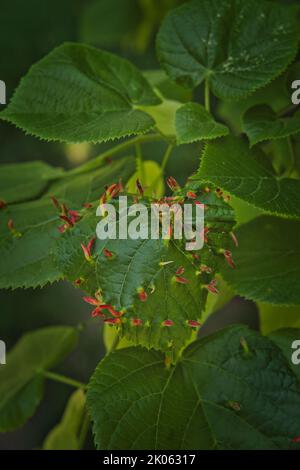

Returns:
42,371,87,390
161,143,174,172
204,79,211,113
78,408,90,449
70,133,164,175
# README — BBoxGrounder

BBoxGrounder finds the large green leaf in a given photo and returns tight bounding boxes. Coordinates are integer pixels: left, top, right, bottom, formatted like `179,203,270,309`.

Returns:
0,43,160,143
0,326,78,432
56,189,235,352
221,216,300,306
192,136,300,219
157,0,299,99
87,325,300,450
175,103,229,144
243,105,300,146
0,161,63,204
0,157,135,289
268,328,300,383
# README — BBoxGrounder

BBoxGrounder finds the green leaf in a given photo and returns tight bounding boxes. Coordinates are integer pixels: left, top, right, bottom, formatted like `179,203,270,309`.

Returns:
268,329,300,383
260,304,300,336
87,325,300,450
143,69,193,103
43,389,86,450
0,161,63,205
157,0,299,99
56,189,235,352
0,157,135,289
221,215,300,306
138,98,181,137
1,43,160,143
127,160,164,198
175,103,229,144
243,105,300,146
193,135,300,220
0,326,78,432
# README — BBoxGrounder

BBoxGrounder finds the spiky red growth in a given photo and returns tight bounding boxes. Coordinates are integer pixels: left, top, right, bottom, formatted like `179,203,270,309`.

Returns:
91,307,106,318
186,191,197,199
200,265,213,274
292,436,300,443
103,248,113,258
230,231,239,248
162,319,174,327
0,200,6,209
58,224,68,233
81,237,96,262
176,266,185,276
136,178,144,196
166,176,180,192
223,250,236,269
83,296,99,306
107,182,121,199
60,214,74,227
50,195,60,210
74,278,83,286
104,318,121,325
132,318,143,326
7,218,14,232
200,227,209,243
175,276,189,284
69,210,80,224
205,279,219,295
137,288,148,302
187,320,201,327
83,202,93,209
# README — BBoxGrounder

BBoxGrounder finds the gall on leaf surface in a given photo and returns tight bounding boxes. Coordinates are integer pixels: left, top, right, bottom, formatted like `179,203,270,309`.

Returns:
87,325,300,450
0,43,160,144
221,215,300,306
0,326,78,432
156,0,299,99
192,135,300,220
0,156,135,289
56,189,235,352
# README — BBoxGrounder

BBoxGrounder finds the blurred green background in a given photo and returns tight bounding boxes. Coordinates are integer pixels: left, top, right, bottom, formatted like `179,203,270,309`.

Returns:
0,0,259,449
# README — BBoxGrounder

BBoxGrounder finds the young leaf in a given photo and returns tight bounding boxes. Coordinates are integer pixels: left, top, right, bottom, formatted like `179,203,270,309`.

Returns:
0,326,78,432
0,43,160,143
193,136,300,220
43,389,86,450
0,161,63,205
221,215,300,306
175,103,229,144
243,105,300,146
157,0,299,99
87,325,300,449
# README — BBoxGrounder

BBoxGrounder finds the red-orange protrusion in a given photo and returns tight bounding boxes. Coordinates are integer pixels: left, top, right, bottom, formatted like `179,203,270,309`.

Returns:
187,320,201,327
137,288,148,302
166,176,180,192
81,237,96,262
136,179,144,196
132,318,143,326
162,319,174,327
0,200,6,210
223,250,236,269
176,266,185,276
103,248,113,259
186,191,197,199
175,276,189,284
205,279,219,295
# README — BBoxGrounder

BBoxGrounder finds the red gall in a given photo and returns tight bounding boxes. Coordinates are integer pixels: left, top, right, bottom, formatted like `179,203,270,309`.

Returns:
104,318,121,325
175,266,185,276
204,279,219,295
0,200,6,209
162,319,174,327
292,436,300,443
186,191,197,199
137,288,148,302
175,275,189,284
136,178,144,196
103,248,113,259
166,176,180,192
50,195,60,210
132,318,143,326
81,237,96,262
223,250,236,269
230,231,239,248
187,320,201,327
83,202,93,209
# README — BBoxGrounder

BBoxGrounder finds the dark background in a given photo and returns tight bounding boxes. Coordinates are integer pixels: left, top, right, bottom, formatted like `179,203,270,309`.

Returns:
0,0,260,449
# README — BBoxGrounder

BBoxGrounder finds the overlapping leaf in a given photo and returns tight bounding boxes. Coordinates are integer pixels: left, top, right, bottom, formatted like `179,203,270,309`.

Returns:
87,325,300,449
0,43,160,143
157,0,299,99
243,105,300,146
193,136,300,219
221,216,300,306
0,157,135,289
175,103,229,144
0,326,78,432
